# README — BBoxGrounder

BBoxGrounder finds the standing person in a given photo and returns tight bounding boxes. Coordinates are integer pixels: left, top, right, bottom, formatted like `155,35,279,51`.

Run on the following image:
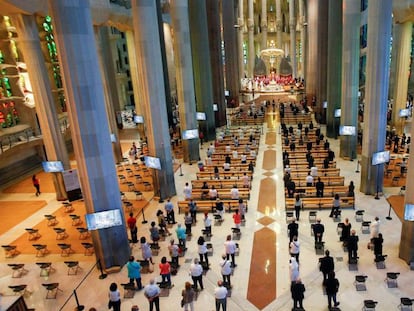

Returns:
214,280,228,311
215,198,224,218
197,236,209,267
204,212,212,236
289,256,300,283
370,216,380,239
176,224,187,250
315,177,325,197
149,221,160,249
184,212,193,236
233,209,241,229
108,282,121,311
373,233,384,260
312,218,325,243
157,210,171,236
291,278,306,310
188,200,197,223
230,185,239,200
127,212,138,244
324,271,340,309
224,235,237,267
126,256,142,290
190,258,204,291
219,255,232,287
347,229,359,263
182,281,195,311
319,250,334,282
288,219,299,242
32,174,41,196
341,218,352,246
294,195,303,221
144,279,160,311
140,237,154,265
183,182,192,200
289,236,300,263
348,181,355,197
159,256,171,288
168,239,180,268
329,194,341,218
165,198,176,224
238,198,246,222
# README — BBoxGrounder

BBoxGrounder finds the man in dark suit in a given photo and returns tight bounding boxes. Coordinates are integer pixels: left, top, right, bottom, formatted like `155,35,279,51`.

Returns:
312,218,325,243
315,177,325,197
319,250,334,281
288,219,299,242
287,179,296,198
347,230,359,263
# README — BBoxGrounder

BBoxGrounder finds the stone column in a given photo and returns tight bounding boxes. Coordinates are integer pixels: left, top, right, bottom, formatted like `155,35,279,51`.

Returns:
131,0,176,200
12,14,69,201
188,0,216,141
170,0,200,163
261,0,268,50
298,0,306,79
95,26,123,163
206,0,227,127
326,0,342,139
248,0,255,77
339,0,359,160
391,22,413,135
238,0,245,81
125,31,145,137
360,0,392,195
276,0,283,49
222,0,240,106
289,0,297,78
49,0,130,269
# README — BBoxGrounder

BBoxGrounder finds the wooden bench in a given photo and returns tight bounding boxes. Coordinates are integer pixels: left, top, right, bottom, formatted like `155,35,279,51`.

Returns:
288,167,341,177
286,185,349,198
191,188,250,200
204,163,250,171
285,196,355,210
290,176,344,187
196,171,253,180
191,179,250,190
177,199,248,214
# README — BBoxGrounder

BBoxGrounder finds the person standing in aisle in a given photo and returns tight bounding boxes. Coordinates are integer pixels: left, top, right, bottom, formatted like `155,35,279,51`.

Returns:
126,256,142,290
144,279,161,311
108,282,121,311
32,174,40,196
214,280,228,311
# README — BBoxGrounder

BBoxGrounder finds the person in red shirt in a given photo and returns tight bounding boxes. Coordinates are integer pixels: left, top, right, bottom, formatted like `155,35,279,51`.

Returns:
159,256,171,288
127,212,138,243
233,209,241,229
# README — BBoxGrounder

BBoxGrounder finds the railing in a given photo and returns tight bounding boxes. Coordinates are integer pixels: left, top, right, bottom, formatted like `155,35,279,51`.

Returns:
0,127,42,154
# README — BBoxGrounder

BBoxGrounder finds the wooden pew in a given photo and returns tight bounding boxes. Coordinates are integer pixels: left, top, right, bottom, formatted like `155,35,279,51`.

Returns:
191,188,250,200
177,199,248,214
285,185,349,198
287,167,340,177
289,176,345,187
196,171,253,180
191,179,250,190
285,196,355,210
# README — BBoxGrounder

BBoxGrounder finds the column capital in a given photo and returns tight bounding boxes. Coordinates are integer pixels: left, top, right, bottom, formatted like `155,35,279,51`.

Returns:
247,18,254,28
261,21,268,28
238,17,244,27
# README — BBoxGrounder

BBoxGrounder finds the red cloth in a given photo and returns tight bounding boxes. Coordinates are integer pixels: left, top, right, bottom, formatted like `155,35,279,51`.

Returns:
127,217,136,230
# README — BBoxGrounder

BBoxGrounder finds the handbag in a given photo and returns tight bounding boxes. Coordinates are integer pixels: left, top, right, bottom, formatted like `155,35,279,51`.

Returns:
108,300,113,309
181,298,185,307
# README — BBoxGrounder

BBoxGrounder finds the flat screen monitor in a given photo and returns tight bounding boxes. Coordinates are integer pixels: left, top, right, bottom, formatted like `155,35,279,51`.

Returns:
224,90,230,97
196,112,206,121
213,104,218,112
399,109,410,117
323,101,328,109
334,109,341,118
110,134,116,142
144,156,161,170
372,150,390,165
134,115,144,124
404,204,414,221
339,125,356,136
182,129,199,140
42,161,64,173
85,209,123,230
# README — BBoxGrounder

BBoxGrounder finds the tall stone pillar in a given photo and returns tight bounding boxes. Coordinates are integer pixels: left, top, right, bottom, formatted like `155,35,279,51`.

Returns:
206,0,227,127
125,31,145,137
95,26,123,163
170,0,200,163
12,14,69,201
188,0,216,141
289,0,297,78
339,0,359,160
276,0,283,49
360,1,392,195
391,22,413,135
238,0,245,81
326,0,342,139
222,0,240,106
298,0,306,79
261,0,268,50
306,0,328,108
49,0,130,269
248,0,255,77
131,0,176,200
161,23,175,129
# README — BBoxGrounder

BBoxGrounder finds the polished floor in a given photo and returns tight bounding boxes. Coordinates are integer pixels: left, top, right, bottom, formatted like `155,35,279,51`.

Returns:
0,104,413,311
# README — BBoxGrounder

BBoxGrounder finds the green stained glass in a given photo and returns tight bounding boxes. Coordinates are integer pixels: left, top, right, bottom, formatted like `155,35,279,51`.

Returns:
45,15,52,23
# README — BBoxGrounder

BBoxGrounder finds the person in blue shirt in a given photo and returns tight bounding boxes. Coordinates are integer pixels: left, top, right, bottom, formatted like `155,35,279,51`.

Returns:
164,198,176,224
126,256,142,290
175,223,187,251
